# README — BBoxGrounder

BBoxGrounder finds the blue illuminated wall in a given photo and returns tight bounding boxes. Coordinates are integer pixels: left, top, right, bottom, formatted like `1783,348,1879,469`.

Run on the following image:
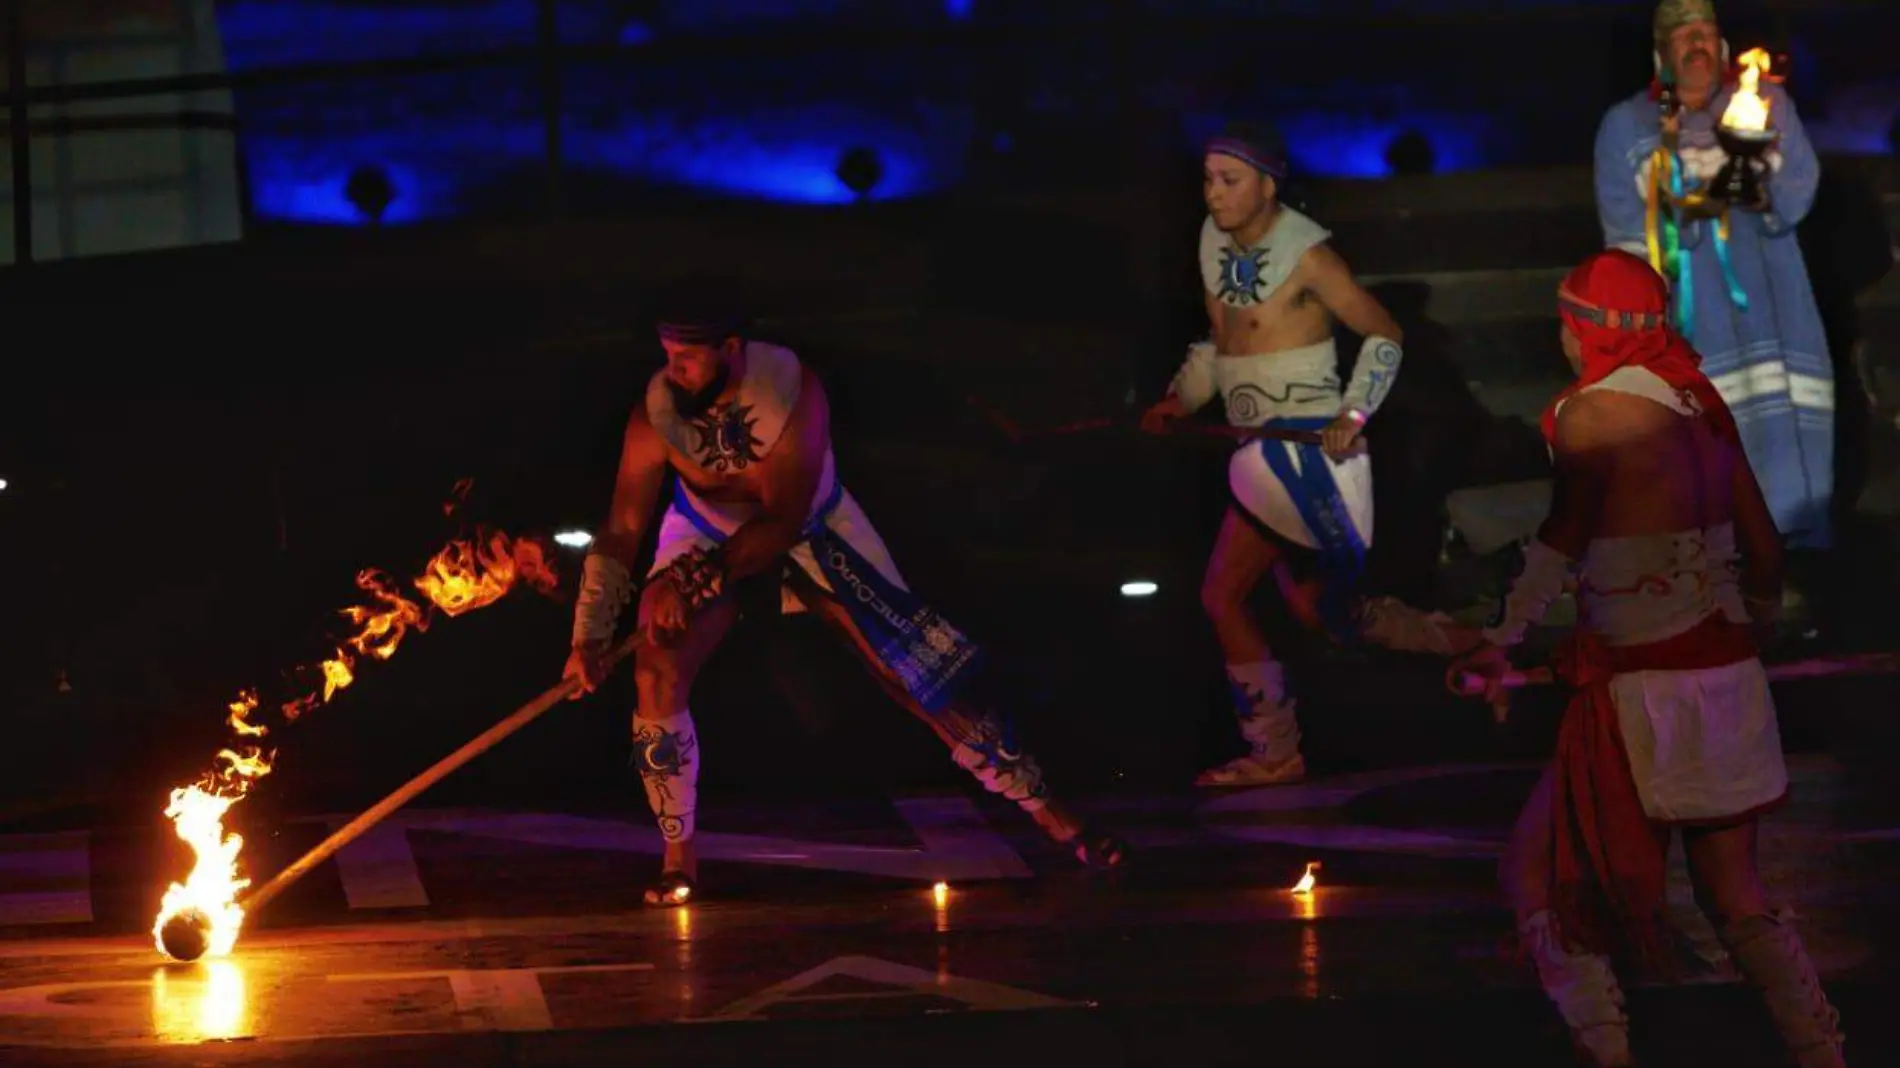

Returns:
218,1,972,224
214,2,1900,226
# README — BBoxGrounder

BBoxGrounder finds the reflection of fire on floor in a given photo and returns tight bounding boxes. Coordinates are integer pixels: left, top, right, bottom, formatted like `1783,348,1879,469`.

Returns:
0,756,1893,1054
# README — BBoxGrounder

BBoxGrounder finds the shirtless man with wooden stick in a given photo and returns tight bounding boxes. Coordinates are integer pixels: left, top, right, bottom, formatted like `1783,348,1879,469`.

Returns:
564,303,1127,905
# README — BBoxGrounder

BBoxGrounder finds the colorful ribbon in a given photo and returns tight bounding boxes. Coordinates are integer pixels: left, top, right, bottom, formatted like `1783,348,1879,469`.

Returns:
1643,143,1750,342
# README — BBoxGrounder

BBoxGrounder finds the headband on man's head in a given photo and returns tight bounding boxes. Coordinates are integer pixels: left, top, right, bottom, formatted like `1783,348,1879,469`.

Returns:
652,278,746,347
656,319,740,346
1204,123,1289,181
1558,285,1669,331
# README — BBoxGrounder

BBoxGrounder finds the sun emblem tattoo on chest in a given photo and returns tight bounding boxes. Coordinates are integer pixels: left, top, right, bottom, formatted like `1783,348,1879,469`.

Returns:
687,402,765,473
1215,243,1272,306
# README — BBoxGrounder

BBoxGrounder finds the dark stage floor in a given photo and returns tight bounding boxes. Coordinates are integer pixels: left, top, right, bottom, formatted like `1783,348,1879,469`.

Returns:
1,755,1896,1066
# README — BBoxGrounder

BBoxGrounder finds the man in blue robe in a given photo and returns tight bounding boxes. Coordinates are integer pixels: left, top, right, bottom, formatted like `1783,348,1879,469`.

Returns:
1593,0,1834,564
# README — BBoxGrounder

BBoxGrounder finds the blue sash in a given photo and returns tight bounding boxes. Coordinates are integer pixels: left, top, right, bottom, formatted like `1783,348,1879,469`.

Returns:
1254,417,1367,642
669,482,985,713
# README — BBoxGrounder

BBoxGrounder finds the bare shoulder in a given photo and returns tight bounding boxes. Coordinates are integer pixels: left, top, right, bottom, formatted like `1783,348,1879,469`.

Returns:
1552,389,1669,454
780,364,831,450
623,400,664,455
1295,241,1351,279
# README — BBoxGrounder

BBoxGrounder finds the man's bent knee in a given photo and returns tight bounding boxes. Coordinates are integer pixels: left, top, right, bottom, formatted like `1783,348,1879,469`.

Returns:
632,641,687,713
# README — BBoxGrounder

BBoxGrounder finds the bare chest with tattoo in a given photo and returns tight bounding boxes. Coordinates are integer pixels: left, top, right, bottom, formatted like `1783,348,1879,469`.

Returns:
1215,272,1333,357
670,443,766,504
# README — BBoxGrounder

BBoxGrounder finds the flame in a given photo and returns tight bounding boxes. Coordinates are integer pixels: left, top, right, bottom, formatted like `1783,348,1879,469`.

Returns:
414,529,558,617
1291,861,1321,895
153,502,563,960
343,570,428,659
225,693,267,739
151,781,262,960
1720,48,1773,132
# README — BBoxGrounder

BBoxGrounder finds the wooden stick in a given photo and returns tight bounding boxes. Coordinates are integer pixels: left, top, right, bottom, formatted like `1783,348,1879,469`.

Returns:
242,634,640,916
1450,649,1900,698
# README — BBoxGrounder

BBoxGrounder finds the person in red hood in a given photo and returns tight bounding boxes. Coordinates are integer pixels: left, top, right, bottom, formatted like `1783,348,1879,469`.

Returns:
1448,250,1845,1067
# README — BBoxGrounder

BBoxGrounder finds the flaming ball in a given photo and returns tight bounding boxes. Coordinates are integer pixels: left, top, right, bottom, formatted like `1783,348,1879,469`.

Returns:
159,908,214,963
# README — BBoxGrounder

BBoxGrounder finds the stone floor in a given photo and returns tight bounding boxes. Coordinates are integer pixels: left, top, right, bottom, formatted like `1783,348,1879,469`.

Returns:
1,756,1895,1066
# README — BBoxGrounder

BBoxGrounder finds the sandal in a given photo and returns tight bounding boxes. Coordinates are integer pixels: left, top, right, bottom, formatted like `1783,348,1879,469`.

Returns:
643,870,697,908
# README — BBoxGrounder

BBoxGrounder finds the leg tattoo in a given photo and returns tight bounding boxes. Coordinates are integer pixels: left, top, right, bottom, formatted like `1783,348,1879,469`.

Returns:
631,710,699,844
948,709,1048,812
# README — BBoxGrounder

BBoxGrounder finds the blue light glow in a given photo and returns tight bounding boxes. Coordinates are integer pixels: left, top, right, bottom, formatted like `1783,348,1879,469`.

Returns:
244,146,453,225
238,103,960,224
945,0,976,19
563,105,958,205
219,3,968,222
1184,109,1500,178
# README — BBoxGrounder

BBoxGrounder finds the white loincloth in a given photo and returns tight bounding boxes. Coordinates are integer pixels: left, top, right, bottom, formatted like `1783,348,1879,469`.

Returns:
649,462,908,615
1605,659,1788,824
1218,339,1374,552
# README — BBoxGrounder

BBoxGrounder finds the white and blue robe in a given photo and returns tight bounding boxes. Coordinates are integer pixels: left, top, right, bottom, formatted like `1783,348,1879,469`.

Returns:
1595,81,1834,549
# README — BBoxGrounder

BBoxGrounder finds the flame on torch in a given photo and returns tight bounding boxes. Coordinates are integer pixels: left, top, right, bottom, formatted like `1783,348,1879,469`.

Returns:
1720,48,1774,133
151,755,273,960
153,513,560,961
415,530,559,618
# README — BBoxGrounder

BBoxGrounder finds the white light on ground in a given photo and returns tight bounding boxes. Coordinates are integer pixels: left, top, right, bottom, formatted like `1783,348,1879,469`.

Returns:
0,477,8,492
1120,580,1158,598
553,530,593,549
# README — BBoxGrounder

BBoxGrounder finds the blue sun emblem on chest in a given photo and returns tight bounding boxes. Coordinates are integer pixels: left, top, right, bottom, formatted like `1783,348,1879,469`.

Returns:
1216,245,1272,306
688,402,765,473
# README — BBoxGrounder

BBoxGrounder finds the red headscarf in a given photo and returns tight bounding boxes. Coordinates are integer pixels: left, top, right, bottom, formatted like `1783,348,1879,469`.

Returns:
1540,249,1737,446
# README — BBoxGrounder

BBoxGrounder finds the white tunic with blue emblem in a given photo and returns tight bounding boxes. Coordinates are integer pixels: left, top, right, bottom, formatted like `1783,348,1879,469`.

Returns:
645,341,906,613
1186,208,1375,552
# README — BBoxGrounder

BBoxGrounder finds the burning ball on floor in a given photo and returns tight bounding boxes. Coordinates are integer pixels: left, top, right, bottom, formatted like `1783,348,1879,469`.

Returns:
158,908,214,963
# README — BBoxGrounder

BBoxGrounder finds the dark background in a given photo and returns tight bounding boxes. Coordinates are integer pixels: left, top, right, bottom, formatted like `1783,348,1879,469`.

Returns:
1,0,1896,826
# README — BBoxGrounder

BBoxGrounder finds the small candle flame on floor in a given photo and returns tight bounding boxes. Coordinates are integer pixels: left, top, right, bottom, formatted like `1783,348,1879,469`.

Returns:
1291,862,1321,895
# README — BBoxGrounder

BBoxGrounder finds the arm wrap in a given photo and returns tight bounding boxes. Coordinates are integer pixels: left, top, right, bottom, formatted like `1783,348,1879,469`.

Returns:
572,552,634,647
1168,341,1218,412
1479,538,1576,649
658,546,727,610
1341,334,1403,421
